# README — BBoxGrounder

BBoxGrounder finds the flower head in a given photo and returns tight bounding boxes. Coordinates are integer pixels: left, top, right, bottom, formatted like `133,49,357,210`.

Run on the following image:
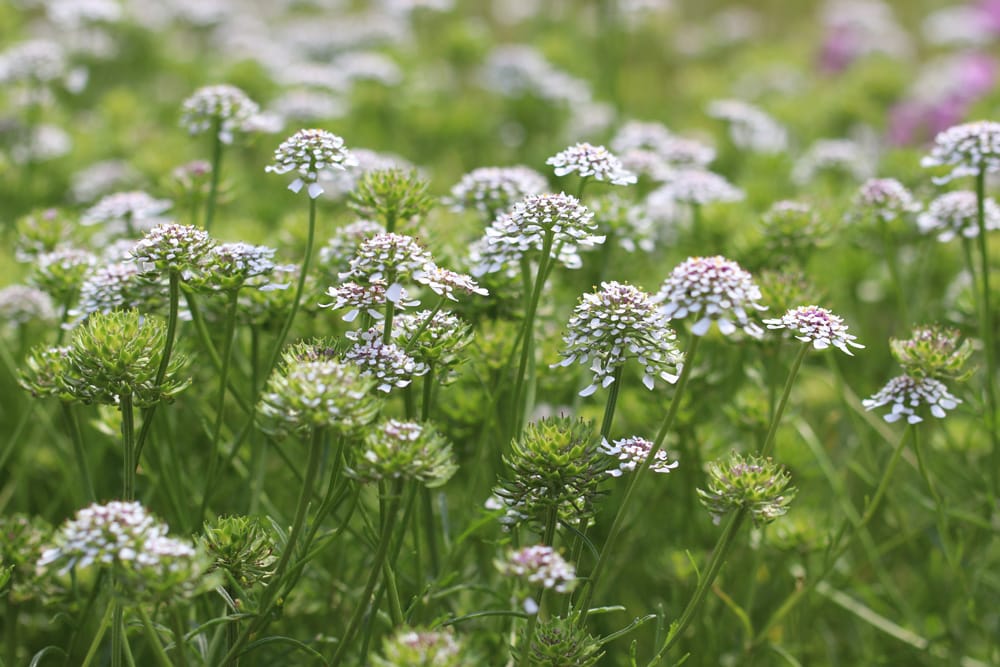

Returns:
654,169,743,206
589,193,657,253
195,242,277,291
0,285,56,325
917,190,1000,242
415,264,489,301
862,374,962,423
496,545,576,594
851,178,921,224
37,501,208,601
514,615,604,667
760,200,830,256
347,419,457,487
447,166,548,217
81,191,172,235
600,436,678,477
265,129,358,198
348,168,434,225
921,120,1000,182
321,280,404,322
129,223,213,276
30,248,97,305
71,261,158,324
390,310,474,382
0,39,65,85
372,627,470,667
257,357,379,437
342,332,428,393
318,220,385,276
697,452,797,526
792,139,874,185
341,232,434,291
890,325,973,381
546,142,637,185
763,305,864,355
656,256,767,337
180,84,261,144
706,99,788,154
199,515,277,595
554,282,683,396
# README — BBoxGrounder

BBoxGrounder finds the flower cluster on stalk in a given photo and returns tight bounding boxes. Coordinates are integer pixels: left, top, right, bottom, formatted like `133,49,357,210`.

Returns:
763,305,864,355
554,281,683,396
81,191,172,236
496,545,577,594
372,627,470,667
921,120,1000,182
36,501,209,601
545,142,637,185
346,419,457,487
180,84,262,144
706,98,788,153
129,222,213,276
862,374,962,424
391,310,474,382
447,166,548,217
890,325,973,380
656,255,767,337
342,329,428,393
697,452,797,526
265,128,358,198
851,178,920,223
917,191,1000,242
600,436,678,477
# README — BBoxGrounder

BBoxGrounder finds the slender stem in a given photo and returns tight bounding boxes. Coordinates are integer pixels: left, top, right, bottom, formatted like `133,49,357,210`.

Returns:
877,215,910,328
382,270,398,344
121,395,136,501
136,606,173,667
599,366,624,440
111,595,124,667
62,402,95,503
134,270,181,468
204,123,224,233
330,479,405,667
576,335,701,625
5,597,18,667
511,232,556,436
200,289,241,521
249,327,265,515
911,427,958,574
647,508,748,665
270,428,325,589
758,343,809,459
421,365,435,421
974,169,999,495
81,598,114,667
171,607,191,667
858,425,912,528
265,196,317,375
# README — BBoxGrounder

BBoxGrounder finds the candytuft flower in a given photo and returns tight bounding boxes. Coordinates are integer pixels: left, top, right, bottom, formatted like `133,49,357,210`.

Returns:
656,256,767,337
496,545,577,595
340,232,434,296
195,242,277,291
180,84,261,144
917,191,1000,242
554,281,683,396
265,129,358,198
415,264,489,301
372,627,470,667
697,452,796,526
342,332,428,393
81,191,172,237
655,169,743,205
0,285,56,325
763,305,864,355
129,223,213,276
921,120,1000,183
706,98,788,154
546,142,637,185
347,419,457,487
890,325,973,381
447,166,548,217
600,436,679,477
851,178,921,222
862,375,962,423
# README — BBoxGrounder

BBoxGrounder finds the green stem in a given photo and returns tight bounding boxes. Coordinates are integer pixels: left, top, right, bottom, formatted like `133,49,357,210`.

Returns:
382,270,398,345
111,596,124,667
134,270,181,468
511,232,556,436
136,606,174,667
758,343,809,459
265,196,317,375
62,402,95,503
974,169,999,495
204,124,224,233
121,395,136,501
647,508,748,665
911,427,958,574
599,365,624,440
81,598,114,667
576,335,701,625
877,215,910,327
858,425,912,529
200,289,241,522
5,597,18,667
330,479,405,667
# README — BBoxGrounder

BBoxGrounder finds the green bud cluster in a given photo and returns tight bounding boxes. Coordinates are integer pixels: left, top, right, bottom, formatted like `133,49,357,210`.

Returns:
349,168,434,228
348,419,457,488
698,452,796,527
890,324,973,381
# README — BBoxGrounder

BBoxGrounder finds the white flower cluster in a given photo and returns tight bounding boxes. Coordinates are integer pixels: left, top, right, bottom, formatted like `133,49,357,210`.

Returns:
321,280,414,322
197,242,278,290
611,120,716,180
763,305,864,355
496,545,576,594
447,166,548,217
600,436,679,477
654,169,743,205
921,120,1000,183
416,265,489,301
0,285,57,324
546,142,637,185
81,191,172,233
37,501,195,577
792,139,875,185
862,375,962,423
72,262,150,323
0,39,65,84
555,281,683,396
589,193,656,253
471,193,602,276
265,129,358,198
318,219,385,274
129,223,213,274
851,178,921,222
917,191,1000,242
706,99,788,153
656,256,766,337
343,330,428,392
180,84,262,144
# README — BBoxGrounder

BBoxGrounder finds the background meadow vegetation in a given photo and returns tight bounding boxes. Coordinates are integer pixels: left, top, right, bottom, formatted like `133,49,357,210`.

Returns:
1,0,999,665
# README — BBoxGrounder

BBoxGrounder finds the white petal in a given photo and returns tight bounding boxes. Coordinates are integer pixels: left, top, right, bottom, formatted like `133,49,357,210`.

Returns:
308,182,324,199
288,178,304,193
691,317,712,336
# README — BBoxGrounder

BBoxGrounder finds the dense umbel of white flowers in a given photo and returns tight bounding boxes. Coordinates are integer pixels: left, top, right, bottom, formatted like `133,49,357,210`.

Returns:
546,142,637,185
862,375,962,423
554,282,683,396
342,331,428,392
851,178,921,222
318,219,385,272
600,436,679,477
341,232,433,289
0,39,65,84
129,222,213,274
706,98,788,153
656,256,766,337
81,191,172,229
180,84,261,144
496,545,576,594
37,501,195,577
921,120,1000,182
471,193,602,276
763,305,865,355
265,129,358,198
917,190,1000,242
415,264,488,301
656,169,743,205
447,166,548,216
321,280,406,321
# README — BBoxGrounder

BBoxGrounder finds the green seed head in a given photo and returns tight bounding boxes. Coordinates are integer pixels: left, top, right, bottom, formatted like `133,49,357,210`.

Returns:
698,452,796,527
